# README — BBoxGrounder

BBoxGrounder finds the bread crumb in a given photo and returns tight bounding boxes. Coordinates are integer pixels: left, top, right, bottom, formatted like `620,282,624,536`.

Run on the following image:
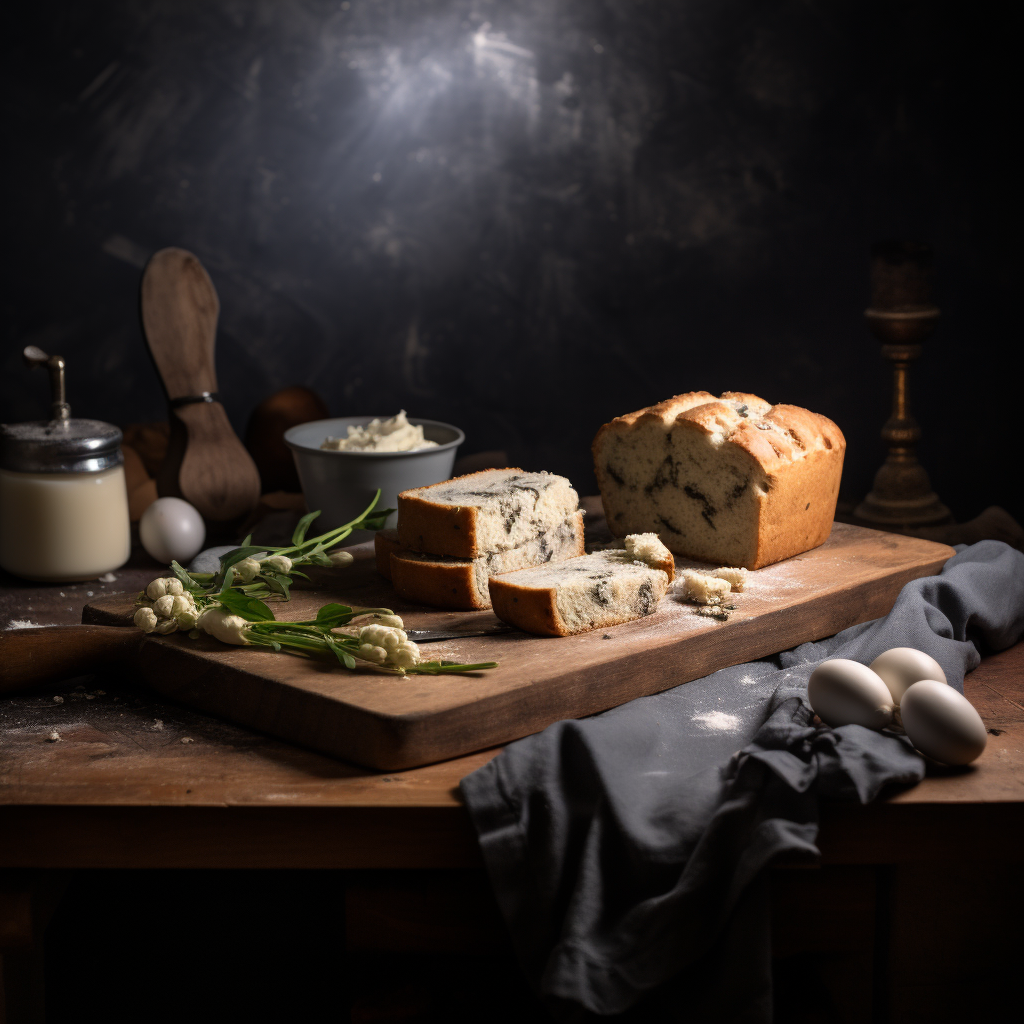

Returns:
624,533,673,569
695,605,731,621
152,719,164,731
53,695,64,703
180,737,194,744
680,570,732,605
712,567,747,591
99,572,117,582
47,729,61,742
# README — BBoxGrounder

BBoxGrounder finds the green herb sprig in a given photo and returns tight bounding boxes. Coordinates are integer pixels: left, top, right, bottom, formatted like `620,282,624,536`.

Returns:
173,491,394,603
224,600,497,676
135,492,498,677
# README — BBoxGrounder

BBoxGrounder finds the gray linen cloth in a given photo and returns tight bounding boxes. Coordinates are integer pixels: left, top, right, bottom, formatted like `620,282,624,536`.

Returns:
460,541,1024,1021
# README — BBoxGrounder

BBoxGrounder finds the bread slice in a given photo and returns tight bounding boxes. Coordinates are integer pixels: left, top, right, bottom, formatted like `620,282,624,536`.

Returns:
488,540,673,636
398,469,579,559
592,391,845,569
390,512,585,610
373,529,402,580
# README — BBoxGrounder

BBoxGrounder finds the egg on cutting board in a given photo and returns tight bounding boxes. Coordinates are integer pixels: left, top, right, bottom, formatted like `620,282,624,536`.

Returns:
900,680,988,766
807,659,895,730
139,497,206,564
870,647,947,704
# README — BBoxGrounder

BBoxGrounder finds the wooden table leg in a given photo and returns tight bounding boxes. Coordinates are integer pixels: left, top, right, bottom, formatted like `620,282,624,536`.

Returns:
0,872,69,1024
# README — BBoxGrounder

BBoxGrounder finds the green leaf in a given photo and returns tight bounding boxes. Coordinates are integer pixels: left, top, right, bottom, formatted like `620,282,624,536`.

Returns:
314,603,355,628
218,546,267,568
260,573,292,600
169,561,206,595
359,508,396,532
291,510,321,546
214,589,276,623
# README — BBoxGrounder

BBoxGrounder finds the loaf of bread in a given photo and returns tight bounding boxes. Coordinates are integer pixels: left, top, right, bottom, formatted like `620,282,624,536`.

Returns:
389,512,585,610
592,391,845,569
398,469,579,559
488,536,674,636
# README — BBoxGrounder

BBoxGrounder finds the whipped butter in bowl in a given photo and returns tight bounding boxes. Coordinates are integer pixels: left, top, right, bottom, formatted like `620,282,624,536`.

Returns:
321,410,438,453
286,413,463,541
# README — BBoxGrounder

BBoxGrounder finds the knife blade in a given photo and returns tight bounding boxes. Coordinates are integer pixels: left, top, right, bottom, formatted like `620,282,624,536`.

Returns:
403,625,517,643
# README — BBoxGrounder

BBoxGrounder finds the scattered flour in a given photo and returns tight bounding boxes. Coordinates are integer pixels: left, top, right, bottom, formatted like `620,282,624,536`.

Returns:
7,619,43,629
99,572,117,583
692,710,742,732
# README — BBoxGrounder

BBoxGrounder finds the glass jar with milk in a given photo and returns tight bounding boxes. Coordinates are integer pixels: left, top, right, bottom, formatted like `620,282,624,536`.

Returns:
0,348,130,582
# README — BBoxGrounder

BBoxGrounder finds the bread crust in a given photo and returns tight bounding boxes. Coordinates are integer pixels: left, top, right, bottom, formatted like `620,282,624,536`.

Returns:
488,577,566,636
373,529,402,580
390,551,490,610
397,490,479,558
592,391,846,569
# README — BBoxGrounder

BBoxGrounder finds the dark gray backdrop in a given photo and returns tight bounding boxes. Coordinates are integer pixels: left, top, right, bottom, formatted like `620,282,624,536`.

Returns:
4,0,1018,519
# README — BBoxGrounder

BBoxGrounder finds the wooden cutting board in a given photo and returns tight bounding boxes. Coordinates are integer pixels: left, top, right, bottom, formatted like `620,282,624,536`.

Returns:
78,523,952,769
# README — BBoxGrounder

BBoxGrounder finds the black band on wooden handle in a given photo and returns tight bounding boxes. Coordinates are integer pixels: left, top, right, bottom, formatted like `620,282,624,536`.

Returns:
169,391,220,409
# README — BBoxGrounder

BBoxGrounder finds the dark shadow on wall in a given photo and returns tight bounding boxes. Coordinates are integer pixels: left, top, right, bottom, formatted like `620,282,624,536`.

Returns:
3,0,1018,521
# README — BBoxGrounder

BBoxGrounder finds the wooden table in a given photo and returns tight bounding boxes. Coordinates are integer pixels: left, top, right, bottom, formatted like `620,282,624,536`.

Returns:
1,562,1022,1023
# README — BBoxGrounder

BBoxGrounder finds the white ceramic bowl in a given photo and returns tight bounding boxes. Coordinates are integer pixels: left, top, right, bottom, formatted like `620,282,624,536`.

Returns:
284,417,464,542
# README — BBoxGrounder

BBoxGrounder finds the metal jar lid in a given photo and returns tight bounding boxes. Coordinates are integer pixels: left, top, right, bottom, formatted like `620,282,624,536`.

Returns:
0,419,124,474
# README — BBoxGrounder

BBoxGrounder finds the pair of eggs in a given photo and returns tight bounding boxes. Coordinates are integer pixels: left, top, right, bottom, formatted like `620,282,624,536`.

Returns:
808,648,988,766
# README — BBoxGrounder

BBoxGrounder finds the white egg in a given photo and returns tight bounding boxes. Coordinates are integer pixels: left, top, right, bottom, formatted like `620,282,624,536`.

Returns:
139,497,206,565
870,647,947,704
807,659,895,730
900,679,988,765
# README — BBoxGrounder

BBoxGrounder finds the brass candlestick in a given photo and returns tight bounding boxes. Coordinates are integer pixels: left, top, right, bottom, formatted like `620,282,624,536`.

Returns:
854,241,952,528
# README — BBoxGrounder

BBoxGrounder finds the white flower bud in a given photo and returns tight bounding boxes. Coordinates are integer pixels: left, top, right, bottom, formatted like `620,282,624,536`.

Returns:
134,607,159,633
356,643,388,665
329,550,354,568
197,607,251,645
152,595,175,619
371,613,405,629
146,577,184,600
261,554,293,574
154,618,179,634
234,557,261,583
359,624,407,651
388,641,421,669
171,595,198,628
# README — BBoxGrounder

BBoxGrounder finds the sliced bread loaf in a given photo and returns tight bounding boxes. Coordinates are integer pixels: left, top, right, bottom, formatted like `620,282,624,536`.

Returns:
398,468,579,559
390,512,585,610
373,529,402,580
592,391,845,569
488,536,674,636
